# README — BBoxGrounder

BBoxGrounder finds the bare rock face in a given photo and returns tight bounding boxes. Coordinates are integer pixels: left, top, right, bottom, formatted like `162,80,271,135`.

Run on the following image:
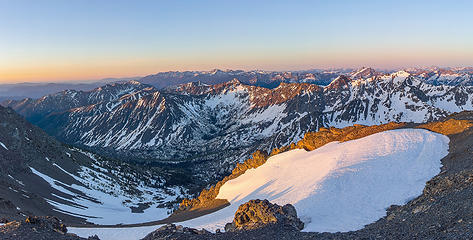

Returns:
224,199,304,232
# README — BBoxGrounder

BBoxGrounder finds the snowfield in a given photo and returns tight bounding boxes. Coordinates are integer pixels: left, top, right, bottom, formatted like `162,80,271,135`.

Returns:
180,129,449,232
69,129,449,239
29,149,186,226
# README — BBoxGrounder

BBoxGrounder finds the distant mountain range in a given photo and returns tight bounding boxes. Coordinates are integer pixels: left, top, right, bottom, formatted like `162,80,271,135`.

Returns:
140,67,473,89
3,67,472,101
139,69,349,89
3,67,473,186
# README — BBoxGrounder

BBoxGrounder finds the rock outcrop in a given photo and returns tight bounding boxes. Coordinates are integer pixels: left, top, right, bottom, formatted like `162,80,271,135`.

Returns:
224,199,304,232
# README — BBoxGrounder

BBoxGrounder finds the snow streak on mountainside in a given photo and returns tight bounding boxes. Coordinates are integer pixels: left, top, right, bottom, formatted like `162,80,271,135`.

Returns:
179,129,449,232
3,69,473,184
29,160,182,225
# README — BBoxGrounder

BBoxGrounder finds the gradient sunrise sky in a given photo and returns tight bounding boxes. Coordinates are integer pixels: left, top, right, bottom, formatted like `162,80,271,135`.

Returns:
1,0,473,83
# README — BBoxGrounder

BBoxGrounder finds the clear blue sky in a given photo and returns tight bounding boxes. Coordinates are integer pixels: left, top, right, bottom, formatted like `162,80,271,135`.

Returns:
1,0,473,82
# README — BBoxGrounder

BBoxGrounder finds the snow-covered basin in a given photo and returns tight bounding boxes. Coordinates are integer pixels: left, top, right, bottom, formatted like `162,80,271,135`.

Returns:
69,129,449,239
180,129,449,232
29,167,172,225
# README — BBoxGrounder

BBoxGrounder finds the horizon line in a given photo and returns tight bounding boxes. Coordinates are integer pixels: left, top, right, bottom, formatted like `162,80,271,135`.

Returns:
2,65,473,84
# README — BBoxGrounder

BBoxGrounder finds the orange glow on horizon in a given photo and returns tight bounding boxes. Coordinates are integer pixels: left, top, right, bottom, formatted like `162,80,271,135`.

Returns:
1,47,472,83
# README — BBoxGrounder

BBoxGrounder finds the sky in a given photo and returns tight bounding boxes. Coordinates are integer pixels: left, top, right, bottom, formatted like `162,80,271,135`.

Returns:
1,0,473,83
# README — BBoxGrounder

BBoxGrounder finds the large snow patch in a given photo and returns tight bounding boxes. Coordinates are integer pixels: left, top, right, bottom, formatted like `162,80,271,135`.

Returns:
180,129,449,232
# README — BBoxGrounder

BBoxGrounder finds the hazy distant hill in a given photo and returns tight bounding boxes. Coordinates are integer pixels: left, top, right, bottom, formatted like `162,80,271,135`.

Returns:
0,77,140,100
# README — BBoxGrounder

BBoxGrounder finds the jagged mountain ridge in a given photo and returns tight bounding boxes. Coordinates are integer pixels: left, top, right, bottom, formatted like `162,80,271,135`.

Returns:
404,67,473,86
3,70,473,185
2,80,156,123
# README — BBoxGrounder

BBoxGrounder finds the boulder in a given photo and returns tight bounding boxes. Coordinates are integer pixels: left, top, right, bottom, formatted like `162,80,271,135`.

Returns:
225,199,304,232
